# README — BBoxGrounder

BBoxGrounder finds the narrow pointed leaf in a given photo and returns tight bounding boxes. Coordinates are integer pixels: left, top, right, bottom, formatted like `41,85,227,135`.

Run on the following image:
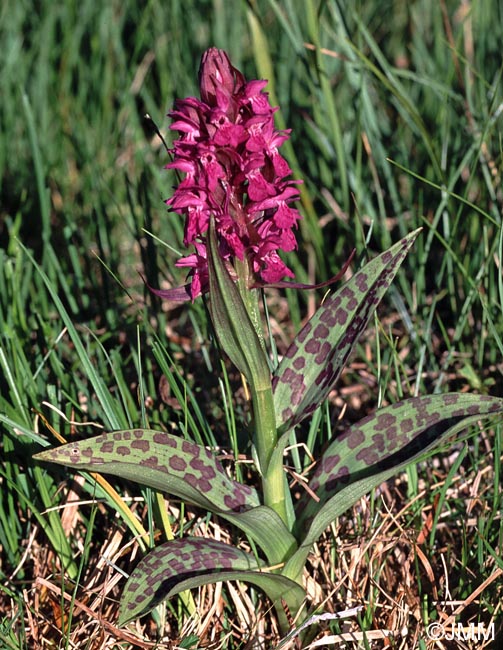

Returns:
283,394,503,581
118,537,306,627
34,430,298,563
296,393,503,527
272,229,421,431
207,218,270,390
34,429,259,513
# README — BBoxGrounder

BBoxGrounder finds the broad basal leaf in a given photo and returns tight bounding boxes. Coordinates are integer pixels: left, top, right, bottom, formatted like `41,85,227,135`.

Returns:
35,430,300,564
34,429,259,514
295,393,503,527
272,229,421,432
282,393,503,581
118,537,306,628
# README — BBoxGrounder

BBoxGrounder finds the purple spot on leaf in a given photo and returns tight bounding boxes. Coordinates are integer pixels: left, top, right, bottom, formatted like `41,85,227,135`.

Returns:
313,323,329,339
346,428,364,449
334,308,348,325
375,413,397,431
315,341,331,364
340,286,355,299
297,321,312,343
356,446,379,465
169,456,187,471
293,356,306,370
285,343,299,359
305,338,320,354
323,454,340,473
197,478,211,492
371,433,385,452
400,418,414,434
132,439,150,452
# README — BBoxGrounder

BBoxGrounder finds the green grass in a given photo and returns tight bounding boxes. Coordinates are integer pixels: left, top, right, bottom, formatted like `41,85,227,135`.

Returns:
1,0,502,647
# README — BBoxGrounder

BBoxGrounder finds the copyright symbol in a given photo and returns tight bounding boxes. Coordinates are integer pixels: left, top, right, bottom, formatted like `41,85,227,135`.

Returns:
427,622,444,640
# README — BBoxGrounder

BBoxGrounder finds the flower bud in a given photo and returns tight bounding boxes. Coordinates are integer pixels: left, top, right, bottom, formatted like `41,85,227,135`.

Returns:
199,47,245,107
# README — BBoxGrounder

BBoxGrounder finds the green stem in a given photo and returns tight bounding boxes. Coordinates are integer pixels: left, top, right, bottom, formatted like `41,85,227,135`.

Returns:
206,226,291,525
234,259,290,524
251,383,289,524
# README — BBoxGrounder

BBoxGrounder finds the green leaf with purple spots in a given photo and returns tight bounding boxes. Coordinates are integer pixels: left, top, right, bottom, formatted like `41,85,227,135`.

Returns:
296,393,503,527
118,537,306,629
282,393,503,581
34,430,299,565
272,229,421,432
34,429,259,514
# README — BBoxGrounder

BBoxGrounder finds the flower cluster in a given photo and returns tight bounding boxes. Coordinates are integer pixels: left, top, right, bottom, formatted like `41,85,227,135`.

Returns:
165,48,302,300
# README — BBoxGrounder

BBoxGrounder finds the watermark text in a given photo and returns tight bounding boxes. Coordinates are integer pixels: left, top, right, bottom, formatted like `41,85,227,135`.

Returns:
427,621,495,642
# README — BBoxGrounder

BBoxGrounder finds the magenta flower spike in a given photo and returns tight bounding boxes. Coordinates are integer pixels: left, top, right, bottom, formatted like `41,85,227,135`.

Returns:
154,48,302,302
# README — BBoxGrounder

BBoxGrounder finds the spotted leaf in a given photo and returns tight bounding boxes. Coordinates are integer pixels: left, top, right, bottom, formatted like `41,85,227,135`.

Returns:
34,429,259,514
282,393,503,581
272,229,421,432
118,537,306,629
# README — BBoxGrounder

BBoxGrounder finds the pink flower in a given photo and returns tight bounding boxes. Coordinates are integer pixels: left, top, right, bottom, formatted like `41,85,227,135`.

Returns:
157,47,302,301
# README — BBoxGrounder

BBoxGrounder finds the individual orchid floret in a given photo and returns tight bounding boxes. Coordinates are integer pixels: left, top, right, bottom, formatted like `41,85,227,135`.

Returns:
156,47,302,301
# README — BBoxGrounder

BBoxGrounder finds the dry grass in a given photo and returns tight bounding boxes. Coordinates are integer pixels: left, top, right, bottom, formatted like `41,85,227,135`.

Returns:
4,379,501,650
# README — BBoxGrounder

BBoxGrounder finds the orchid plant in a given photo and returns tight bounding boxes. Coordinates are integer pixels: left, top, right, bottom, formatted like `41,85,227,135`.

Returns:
34,49,503,640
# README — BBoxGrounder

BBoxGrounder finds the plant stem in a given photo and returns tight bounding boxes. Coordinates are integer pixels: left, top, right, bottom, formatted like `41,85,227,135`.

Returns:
251,383,289,524
234,261,290,524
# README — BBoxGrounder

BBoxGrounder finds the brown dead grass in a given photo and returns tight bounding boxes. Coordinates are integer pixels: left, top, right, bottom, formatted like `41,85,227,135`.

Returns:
3,403,502,650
